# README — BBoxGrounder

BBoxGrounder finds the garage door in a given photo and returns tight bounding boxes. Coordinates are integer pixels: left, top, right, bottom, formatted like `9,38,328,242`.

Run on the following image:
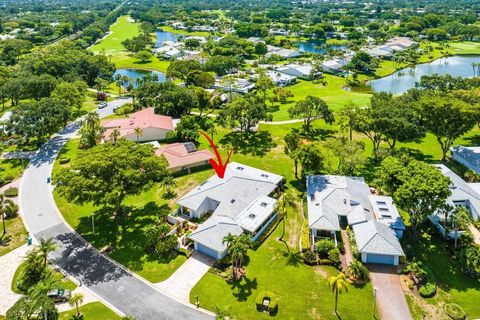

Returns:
196,243,218,259
366,254,395,265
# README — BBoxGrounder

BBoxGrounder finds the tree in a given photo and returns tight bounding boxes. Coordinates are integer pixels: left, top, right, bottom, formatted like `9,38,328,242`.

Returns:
327,273,349,314
109,129,121,145
279,192,296,242
79,112,103,149
166,60,202,82
218,95,268,136
418,94,476,161
325,137,366,175
284,131,302,178
350,105,383,161
69,293,84,317
256,71,273,107
175,115,200,142
273,87,294,104
185,38,201,50
38,238,57,268
222,233,251,280
294,143,325,177
51,81,87,116
386,158,451,236
134,127,143,143
0,194,16,238
288,96,333,133
56,140,170,215
220,75,237,101
185,70,215,89
134,50,153,63
204,55,240,76
338,105,361,141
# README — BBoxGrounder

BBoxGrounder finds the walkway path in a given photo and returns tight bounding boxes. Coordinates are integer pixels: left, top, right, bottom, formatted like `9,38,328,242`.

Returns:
369,264,413,320
340,230,354,271
155,251,214,302
19,99,214,320
468,223,480,245
0,244,29,315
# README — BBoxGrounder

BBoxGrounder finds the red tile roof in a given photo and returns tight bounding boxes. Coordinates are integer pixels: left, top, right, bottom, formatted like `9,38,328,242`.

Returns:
101,108,173,139
155,143,213,169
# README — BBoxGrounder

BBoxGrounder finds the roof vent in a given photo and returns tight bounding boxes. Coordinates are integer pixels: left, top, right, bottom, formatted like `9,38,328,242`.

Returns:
376,201,387,205
260,202,268,207
343,199,347,205
249,213,256,218
261,173,269,178
236,166,244,171
230,199,236,204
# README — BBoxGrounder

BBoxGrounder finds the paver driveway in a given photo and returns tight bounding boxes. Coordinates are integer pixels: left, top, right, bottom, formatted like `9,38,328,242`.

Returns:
369,264,413,320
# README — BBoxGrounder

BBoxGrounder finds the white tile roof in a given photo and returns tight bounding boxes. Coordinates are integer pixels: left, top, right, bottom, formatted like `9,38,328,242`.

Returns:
369,195,405,231
189,216,243,252
353,220,404,256
451,145,480,175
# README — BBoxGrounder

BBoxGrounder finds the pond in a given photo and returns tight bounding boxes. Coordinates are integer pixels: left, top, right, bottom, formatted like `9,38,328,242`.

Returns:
113,69,166,88
154,30,180,47
297,41,348,54
367,55,480,94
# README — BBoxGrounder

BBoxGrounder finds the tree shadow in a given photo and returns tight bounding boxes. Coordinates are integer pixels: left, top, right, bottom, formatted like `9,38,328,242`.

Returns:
219,131,276,156
227,276,258,302
299,128,336,141
462,134,480,147
75,201,175,273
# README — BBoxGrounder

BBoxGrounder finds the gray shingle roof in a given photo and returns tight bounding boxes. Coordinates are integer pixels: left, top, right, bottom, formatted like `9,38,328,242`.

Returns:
189,216,243,252
353,220,404,256
451,146,480,174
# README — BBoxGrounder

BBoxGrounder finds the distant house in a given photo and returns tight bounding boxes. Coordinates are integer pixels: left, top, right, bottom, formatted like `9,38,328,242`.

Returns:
306,175,405,265
155,142,213,172
185,36,207,44
178,163,283,259
321,58,348,74
385,37,417,49
253,70,297,87
153,46,183,59
275,63,319,80
247,37,265,44
451,145,480,175
363,36,417,59
269,28,289,36
266,45,302,59
213,77,255,93
430,165,480,238
101,108,173,143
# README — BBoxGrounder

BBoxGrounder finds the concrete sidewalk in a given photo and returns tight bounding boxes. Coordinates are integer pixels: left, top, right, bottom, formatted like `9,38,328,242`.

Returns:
0,245,29,315
155,252,214,302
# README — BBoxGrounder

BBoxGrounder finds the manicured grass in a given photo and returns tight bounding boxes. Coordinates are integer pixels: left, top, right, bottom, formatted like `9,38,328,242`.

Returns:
11,261,77,294
59,302,121,320
448,41,480,55
90,16,140,53
160,25,211,37
404,231,480,319
0,216,27,257
109,51,170,73
0,159,28,182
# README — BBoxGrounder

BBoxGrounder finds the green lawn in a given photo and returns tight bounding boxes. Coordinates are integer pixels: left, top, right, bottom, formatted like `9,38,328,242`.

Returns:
0,216,27,257
448,41,480,55
59,302,121,320
404,231,480,319
90,16,140,54
160,25,211,37
0,159,28,182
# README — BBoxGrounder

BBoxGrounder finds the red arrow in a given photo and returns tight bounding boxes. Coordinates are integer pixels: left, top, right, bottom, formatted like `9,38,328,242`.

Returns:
200,131,233,179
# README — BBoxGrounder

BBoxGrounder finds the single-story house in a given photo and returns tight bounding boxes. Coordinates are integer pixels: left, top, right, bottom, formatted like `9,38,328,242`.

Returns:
451,145,480,175
306,175,405,265
321,58,348,74
213,77,255,94
385,37,417,49
253,70,297,87
178,163,283,259
269,28,289,36
185,36,207,44
275,63,319,80
266,45,302,59
155,142,213,172
247,37,265,44
101,107,173,143
153,46,183,59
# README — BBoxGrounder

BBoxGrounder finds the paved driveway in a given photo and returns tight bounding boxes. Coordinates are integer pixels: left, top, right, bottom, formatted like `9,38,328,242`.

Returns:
0,245,29,314
155,252,214,302
369,264,413,320
19,104,214,320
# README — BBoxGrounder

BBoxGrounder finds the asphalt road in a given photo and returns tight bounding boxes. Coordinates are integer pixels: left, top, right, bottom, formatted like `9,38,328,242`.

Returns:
19,100,214,320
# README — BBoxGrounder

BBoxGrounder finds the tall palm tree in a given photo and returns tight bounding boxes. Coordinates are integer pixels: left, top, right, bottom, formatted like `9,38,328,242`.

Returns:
69,293,84,316
110,129,121,145
222,233,251,280
134,127,143,143
328,273,349,314
114,74,124,96
0,193,7,238
278,192,296,242
83,112,102,147
38,238,57,268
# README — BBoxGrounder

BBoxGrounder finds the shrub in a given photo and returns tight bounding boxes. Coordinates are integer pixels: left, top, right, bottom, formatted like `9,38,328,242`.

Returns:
302,249,318,265
418,282,437,298
327,247,340,265
348,259,370,282
316,239,336,258
337,240,345,254
4,187,18,198
255,291,278,315
444,303,467,320
59,157,70,164
96,92,107,101
114,103,134,116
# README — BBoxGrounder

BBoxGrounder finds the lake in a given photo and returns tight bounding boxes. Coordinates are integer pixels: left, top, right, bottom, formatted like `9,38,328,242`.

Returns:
154,30,179,47
113,69,166,88
297,41,348,54
368,55,480,94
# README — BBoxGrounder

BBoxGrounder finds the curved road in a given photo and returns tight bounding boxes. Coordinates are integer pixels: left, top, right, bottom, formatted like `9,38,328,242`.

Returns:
19,100,214,320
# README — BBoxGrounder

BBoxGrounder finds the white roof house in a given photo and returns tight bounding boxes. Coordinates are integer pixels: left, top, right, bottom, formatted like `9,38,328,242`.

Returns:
275,63,319,80
451,145,480,175
185,36,207,44
213,77,255,94
266,45,302,59
153,46,183,58
322,58,348,74
179,163,283,259
247,37,265,44
252,70,297,87
306,175,405,265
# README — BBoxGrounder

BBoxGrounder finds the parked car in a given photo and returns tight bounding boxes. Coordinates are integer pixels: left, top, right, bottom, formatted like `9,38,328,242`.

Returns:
98,101,108,109
47,289,71,303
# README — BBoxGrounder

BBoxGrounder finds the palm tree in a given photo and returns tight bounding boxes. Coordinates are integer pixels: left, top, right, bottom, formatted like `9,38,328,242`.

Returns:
69,293,84,316
327,272,349,314
115,74,124,96
82,112,102,148
134,127,143,143
278,192,296,242
222,233,251,280
110,129,121,145
0,193,7,238
38,238,57,268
